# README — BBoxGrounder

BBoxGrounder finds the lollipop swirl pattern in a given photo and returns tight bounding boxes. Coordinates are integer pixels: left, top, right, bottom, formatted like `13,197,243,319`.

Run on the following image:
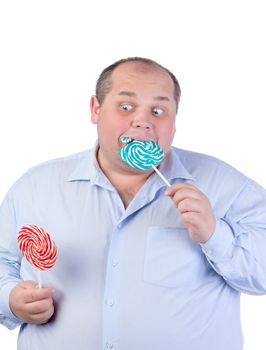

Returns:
119,140,164,170
18,224,57,270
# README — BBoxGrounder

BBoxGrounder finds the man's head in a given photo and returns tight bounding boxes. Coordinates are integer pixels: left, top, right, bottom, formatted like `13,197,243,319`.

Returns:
90,57,181,175
95,57,181,110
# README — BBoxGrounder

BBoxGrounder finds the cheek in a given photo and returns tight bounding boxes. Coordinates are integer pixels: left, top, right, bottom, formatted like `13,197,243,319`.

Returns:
97,114,126,142
157,123,176,151
97,112,113,131
159,122,176,139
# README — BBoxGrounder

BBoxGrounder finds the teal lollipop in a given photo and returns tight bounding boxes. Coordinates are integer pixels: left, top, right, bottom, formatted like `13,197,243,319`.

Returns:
119,138,171,186
119,139,164,170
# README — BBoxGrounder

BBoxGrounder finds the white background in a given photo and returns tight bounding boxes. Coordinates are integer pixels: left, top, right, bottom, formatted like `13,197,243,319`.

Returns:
0,0,265,349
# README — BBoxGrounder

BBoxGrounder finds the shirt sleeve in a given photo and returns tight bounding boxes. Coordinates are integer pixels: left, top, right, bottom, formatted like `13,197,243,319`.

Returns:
201,178,266,295
0,188,24,329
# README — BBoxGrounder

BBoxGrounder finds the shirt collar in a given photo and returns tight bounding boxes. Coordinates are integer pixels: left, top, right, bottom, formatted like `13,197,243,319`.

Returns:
67,144,195,186
67,143,111,188
157,147,195,183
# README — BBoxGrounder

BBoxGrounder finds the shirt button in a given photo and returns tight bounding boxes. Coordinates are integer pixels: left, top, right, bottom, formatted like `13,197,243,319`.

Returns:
112,261,118,267
106,299,114,307
106,342,114,349
117,223,122,229
207,249,213,256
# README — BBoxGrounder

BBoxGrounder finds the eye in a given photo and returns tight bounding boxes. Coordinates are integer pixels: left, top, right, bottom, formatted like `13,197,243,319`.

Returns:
152,107,164,117
120,103,134,112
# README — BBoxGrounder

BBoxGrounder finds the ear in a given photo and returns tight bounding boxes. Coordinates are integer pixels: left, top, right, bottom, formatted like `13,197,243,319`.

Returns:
90,95,100,124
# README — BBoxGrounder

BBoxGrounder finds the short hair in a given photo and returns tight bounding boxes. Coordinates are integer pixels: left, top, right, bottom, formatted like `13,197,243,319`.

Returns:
95,57,181,110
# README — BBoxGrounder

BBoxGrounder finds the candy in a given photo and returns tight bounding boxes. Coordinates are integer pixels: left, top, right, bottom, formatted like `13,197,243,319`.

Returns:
18,224,57,270
119,139,164,170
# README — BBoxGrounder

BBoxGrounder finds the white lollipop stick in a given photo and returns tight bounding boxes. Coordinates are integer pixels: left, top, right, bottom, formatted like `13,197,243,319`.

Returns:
152,165,171,187
37,269,42,288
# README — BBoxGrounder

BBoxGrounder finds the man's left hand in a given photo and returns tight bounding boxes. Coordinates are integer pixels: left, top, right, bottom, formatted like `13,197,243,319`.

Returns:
165,183,216,243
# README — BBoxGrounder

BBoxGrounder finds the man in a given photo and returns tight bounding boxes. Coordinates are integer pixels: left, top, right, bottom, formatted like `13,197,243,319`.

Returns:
0,57,266,350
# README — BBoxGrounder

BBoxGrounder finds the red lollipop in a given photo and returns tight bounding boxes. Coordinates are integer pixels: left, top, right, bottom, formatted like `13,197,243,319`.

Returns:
18,224,57,287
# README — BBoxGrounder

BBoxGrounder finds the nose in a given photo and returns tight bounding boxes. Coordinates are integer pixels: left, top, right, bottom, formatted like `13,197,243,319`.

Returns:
131,114,152,130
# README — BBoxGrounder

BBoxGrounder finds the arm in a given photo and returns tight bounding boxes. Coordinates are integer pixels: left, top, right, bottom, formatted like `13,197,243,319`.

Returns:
0,189,55,328
0,189,24,329
165,179,266,295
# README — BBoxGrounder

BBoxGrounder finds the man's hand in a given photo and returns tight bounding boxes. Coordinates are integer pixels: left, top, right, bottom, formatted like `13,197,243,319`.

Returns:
9,280,55,324
165,183,216,243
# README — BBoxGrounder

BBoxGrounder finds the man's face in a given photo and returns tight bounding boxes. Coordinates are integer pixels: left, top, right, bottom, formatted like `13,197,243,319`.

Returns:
90,62,177,173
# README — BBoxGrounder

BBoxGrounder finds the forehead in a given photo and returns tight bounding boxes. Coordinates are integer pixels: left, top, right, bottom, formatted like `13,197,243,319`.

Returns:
110,62,175,96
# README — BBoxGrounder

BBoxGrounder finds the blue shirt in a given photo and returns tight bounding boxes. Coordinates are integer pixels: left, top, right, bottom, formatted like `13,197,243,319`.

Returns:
1,146,266,350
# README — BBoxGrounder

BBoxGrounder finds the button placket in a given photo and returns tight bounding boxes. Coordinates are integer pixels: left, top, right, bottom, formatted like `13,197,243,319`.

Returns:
102,224,124,350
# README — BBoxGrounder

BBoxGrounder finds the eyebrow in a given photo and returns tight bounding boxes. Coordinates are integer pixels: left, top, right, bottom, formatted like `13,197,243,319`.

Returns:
118,91,137,98
118,91,170,102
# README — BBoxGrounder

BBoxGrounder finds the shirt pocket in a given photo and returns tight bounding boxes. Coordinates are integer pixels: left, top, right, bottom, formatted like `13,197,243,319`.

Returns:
143,226,212,289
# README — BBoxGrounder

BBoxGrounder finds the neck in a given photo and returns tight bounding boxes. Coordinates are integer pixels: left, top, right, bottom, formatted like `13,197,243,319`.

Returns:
97,149,152,207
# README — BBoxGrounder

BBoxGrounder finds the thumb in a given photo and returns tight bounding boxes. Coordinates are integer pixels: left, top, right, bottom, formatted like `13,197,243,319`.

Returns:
19,280,39,290
19,280,55,294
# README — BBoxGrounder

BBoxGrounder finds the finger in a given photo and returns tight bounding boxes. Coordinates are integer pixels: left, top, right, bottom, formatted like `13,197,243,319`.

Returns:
26,297,54,315
20,280,39,290
165,182,199,197
171,188,202,206
28,305,55,324
177,198,202,213
180,211,201,226
24,287,55,304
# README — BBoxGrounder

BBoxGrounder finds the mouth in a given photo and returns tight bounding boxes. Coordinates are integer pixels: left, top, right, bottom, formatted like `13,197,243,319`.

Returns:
119,136,157,146
119,136,134,145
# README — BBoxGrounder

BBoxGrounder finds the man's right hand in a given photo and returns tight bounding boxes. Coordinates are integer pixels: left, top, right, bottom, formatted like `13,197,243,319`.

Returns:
9,280,55,324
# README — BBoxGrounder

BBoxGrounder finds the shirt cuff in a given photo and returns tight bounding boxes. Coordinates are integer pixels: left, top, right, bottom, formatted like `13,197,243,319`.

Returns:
200,218,235,263
0,281,24,329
